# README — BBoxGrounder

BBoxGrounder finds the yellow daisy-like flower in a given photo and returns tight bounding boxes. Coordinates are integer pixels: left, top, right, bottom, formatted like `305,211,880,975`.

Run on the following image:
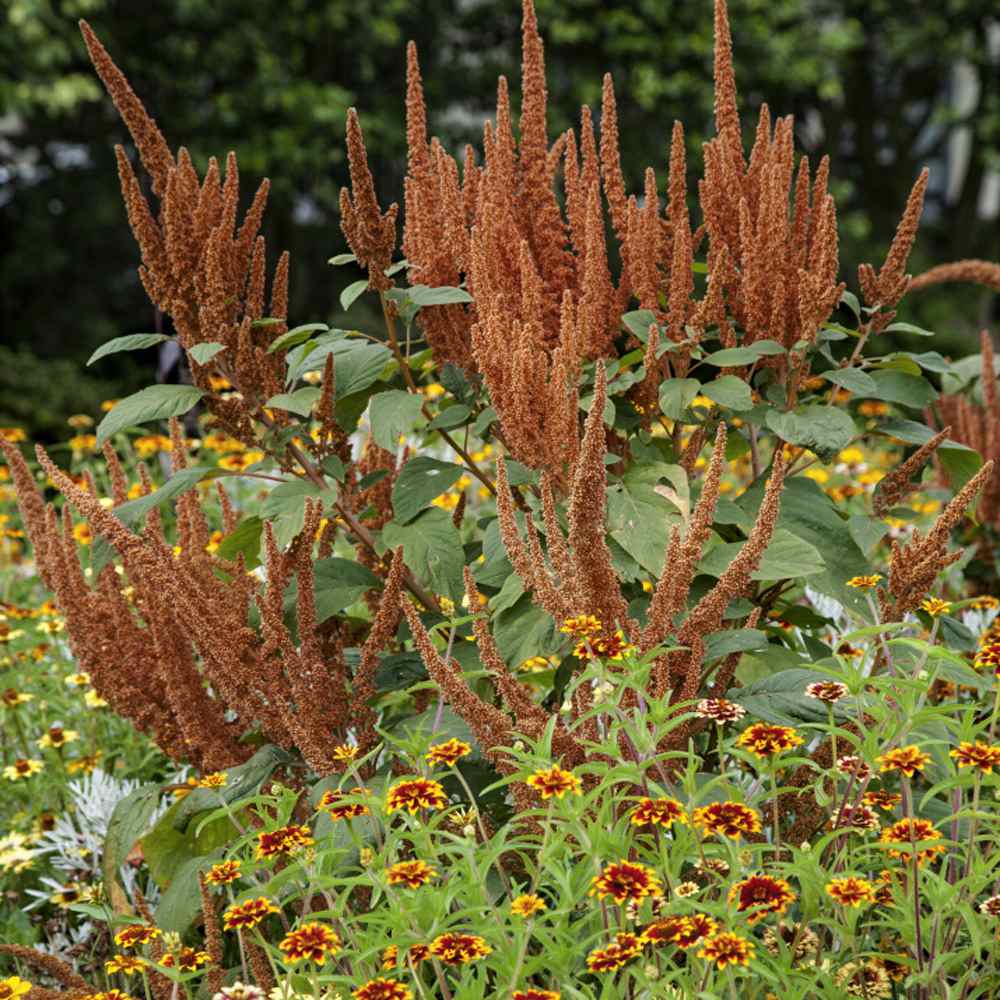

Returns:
204,860,242,886
3,758,44,781
332,744,360,764
105,955,146,976
428,932,492,965
198,772,228,788
222,896,280,930
847,574,883,590
386,859,438,889
385,777,448,815
0,977,32,1000
159,948,210,971
278,922,341,964
590,860,663,904
735,723,804,759
352,979,412,1000
1,689,32,707
880,818,945,866
876,745,930,777
585,932,643,972
84,689,109,708
64,672,91,687
629,796,686,829
919,597,951,617
696,931,755,970
826,877,876,907
559,614,602,638
255,823,314,860
526,766,581,800
114,924,161,949
38,726,79,749
727,874,796,924
66,751,103,775
950,741,1000,773
691,801,762,839
425,738,472,768
510,893,546,917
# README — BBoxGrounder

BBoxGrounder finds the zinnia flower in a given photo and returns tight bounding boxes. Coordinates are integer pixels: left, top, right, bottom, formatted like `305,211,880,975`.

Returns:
510,893,546,917
223,897,280,930
317,787,371,820
512,992,560,1000
560,615,601,637
428,932,491,965
735,723,804,759
642,914,717,948
919,597,951,617
695,698,746,723
256,824,314,859
160,949,210,971
727,875,796,924
876,745,930,777
837,756,873,781
352,979,412,1000
590,860,663,904
847,575,882,590
696,931,754,970
204,860,242,886
805,681,849,703
585,932,643,972
425,738,472,767
979,895,1000,916
386,777,448,814
629,796,686,829
862,790,901,811
386,859,437,889
526,766,581,800
114,924,161,948
835,962,891,998
950,741,1000,773
692,801,762,839
105,955,145,976
831,804,881,833
216,984,266,1000
880,818,945,865
198,772,227,788
826,877,875,907
278,923,341,963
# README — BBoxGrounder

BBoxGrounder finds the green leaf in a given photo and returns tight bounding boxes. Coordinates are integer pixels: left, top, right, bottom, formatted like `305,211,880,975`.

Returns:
266,387,321,417
111,466,224,527
765,405,856,461
188,341,226,365
96,385,204,446
658,378,700,420
383,508,465,600
888,639,989,694
493,593,558,669
261,479,333,548
370,390,424,451
876,419,982,488
883,321,935,337
340,279,368,310
702,375,753,411
103,782,162,891
287,557,381,621
408,284,473,306
267,323,330,354
607,463,685,575
703,629,769,662
427,404,472,431
328,253,357,266
698,528,825,582
215,516,264,568
848,514,888,554
391,456,464,524
839,290,861,319
821,368,878,395
730,668,849,725
87,333,169,366
375,651,428,694
155,856,217,934
866,370,938,407
288,336,393,396
701,340,785,366
622,309,659,342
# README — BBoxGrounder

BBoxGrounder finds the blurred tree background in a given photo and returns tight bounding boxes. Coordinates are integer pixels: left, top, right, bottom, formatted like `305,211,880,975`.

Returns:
2,0,998,436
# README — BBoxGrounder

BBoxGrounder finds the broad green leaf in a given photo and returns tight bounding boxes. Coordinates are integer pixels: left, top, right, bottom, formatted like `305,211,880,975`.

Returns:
659,378,700,420
702,375,753,411
607,463,685,575
383,507,465,600
888,638,989,694
285,557,381,622
866,370,938,407
266,387,321,417
848,514,888,554
765,405,855,461
697,528,824,581
839,289,861,319
370,389,424,450
730,668,852,725
261,479,333,548
821,368,878,395
392,456,464,524
111,466,224,527
375,651,428,693
96,384,204,446
703,629,769,662
87,333,168,366
622,309,659,343
340,279,368,310
427,404,473,431
155,856,218,934
103,782,162,891
701,340,785,366
876,419,982,488
188,341,226,365
267,323,330,354
493,593,558,669
215,516,264,569
408,284,473,306
287,336,392,396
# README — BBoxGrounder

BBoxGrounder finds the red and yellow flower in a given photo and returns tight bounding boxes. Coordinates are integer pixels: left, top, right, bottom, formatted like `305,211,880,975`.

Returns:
428,932,492,965
510,893,547,917
629,796,686,829
692,801,762,839
386,778,448,814
318,787,371,821
696,931,754,970
425,738,472,768
278,922,341,963
727,875,796,924
255,823,314,860
877,745,930,777
880,818,945,866
204,860,241,886
950,741,1000,773
222,897,280,930
590,860,663,904
352,980,412,1000
735,723,804,759
526,766,581,800
386,859,437,889
826,877,876,907
642,914,717,948
585,932,643,972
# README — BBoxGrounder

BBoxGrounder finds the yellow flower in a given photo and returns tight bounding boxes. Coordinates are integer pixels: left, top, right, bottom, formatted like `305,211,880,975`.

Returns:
847,574,882,590
3,759,44,781
67,414,94,429
72,523,93,546
105,955,146,976
65,672,91,687
826,877,876,907
876,745,930,778
85,689,109,708
0,977,32,1000
198,772,228,788
919,597,951,617
510,893,546,917
526,766,581,800
38,726,79,749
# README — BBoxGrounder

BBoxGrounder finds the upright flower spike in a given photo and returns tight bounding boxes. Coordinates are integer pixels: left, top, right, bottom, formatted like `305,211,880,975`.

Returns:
340,108,398,292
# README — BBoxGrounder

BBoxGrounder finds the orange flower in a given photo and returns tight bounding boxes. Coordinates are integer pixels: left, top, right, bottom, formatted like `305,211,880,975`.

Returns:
735,723,804,759
332,744,360,764
727,875,796,924
256,823,314,859
526,766,581,800
222,897,280,930
114,925,161,949
692,801,762,839
428,932,491,965
826,877,876,907
847,575,882,590
510,893,547,917
642,914,717,948
159,949,210,971
204,860,241,886
386,777,448,814
862,790,901,811
975,642,1000,673
386,859,437,889
590,860,663,904
279,922,341,963
352,979,412,1000
629,797,686,829
919,597,951,617
585,932,643,972
877,745,930,777
318,787,371,820
105,955,145,976
880,818,945,866
425,738,472,768
950,741,1000,773
559,615,601,637
696,931,755,970
513,992,560,1000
